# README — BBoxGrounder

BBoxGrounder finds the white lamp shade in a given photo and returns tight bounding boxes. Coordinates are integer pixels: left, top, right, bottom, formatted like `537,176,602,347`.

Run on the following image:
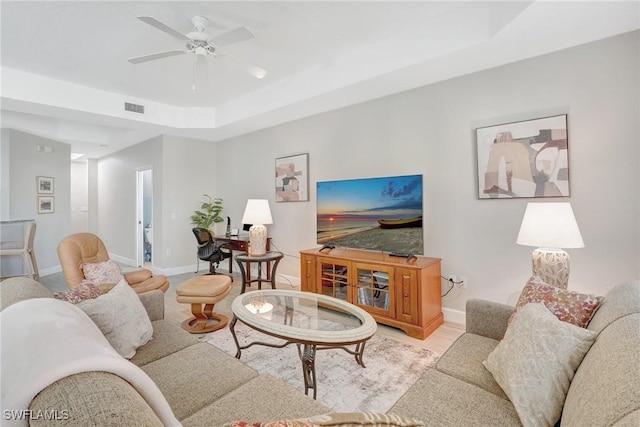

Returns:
241,199,273,225
516,202,584,249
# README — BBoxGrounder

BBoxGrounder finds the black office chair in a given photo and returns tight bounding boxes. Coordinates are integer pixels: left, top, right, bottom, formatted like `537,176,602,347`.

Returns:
192,228,232,280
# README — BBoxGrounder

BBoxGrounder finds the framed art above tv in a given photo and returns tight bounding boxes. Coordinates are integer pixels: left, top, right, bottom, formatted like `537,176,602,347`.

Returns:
316,174,423,255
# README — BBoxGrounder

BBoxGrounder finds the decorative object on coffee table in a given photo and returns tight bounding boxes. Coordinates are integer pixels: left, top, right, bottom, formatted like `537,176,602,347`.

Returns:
516,202,584,289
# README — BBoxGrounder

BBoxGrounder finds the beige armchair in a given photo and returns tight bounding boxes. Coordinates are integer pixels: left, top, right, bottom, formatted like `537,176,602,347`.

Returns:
57,233,169,293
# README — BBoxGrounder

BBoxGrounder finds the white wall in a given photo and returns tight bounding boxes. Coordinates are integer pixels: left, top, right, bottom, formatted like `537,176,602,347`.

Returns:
160,135,218,271
70,160,88,233
3,129,71,274
0,129,10,219
97,136,163,266
214,31,640,312
97,134,216,271
87,158,99,233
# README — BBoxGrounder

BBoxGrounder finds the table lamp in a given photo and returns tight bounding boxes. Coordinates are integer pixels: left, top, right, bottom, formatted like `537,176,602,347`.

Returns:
241,199,273,257
516,202,584,289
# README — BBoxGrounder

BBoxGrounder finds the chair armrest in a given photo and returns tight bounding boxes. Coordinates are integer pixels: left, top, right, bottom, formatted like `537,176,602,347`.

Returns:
465,299,515,341
124,269,153,285
138,290,165,321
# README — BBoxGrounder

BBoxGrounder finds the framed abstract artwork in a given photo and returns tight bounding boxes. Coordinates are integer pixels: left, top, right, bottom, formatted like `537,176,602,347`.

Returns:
37,196,55,214
476,114,569,199
275,153,309,202
37,176,54,194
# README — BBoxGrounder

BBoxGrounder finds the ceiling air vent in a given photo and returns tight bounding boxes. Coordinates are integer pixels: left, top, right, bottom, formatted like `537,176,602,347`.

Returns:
124,102,145,114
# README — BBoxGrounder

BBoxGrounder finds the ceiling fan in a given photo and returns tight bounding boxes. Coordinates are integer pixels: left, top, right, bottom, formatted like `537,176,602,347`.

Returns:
128,16,266,81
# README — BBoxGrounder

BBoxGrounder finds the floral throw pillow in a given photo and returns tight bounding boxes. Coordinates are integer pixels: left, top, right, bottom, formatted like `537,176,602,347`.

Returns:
227,422,313,427
82,260,124,285
226,413,425,427
510,276,604,328
53,281,103,304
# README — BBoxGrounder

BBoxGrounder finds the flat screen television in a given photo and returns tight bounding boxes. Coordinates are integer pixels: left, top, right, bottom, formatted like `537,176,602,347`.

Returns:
317,174,423,254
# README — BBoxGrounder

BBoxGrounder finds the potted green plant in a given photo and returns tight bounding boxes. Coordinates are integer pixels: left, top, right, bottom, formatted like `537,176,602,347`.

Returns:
190,195,224,232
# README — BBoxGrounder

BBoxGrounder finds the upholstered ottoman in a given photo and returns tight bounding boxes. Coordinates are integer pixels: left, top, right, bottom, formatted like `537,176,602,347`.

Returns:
176,275,232,333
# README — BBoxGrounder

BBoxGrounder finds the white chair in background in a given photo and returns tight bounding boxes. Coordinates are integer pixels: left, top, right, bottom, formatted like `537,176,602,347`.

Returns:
0,221,39,280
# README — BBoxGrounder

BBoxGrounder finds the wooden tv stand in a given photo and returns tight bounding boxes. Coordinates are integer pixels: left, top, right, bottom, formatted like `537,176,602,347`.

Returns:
299,247,443,339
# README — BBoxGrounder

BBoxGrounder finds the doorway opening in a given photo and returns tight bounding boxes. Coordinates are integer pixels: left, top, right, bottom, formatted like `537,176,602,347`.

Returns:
136,168,153,268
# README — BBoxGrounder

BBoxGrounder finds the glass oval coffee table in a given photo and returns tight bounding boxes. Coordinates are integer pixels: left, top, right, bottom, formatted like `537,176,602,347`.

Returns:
230,289,377,399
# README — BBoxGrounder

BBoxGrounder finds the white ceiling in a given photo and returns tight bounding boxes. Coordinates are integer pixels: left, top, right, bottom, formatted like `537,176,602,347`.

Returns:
1,1,639,159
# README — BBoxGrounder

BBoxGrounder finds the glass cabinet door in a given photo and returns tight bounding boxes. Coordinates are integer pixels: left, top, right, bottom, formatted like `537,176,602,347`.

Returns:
354,263,395,317
318,259,350,301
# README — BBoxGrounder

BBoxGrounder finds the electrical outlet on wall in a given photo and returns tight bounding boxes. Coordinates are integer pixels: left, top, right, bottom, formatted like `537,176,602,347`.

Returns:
447,274,468,289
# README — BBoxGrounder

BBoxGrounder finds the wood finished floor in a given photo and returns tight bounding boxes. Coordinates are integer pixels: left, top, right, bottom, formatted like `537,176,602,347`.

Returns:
39,267,465,356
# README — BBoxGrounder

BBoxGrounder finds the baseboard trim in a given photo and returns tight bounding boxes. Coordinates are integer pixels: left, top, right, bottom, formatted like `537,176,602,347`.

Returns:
39,265,62,277
442,307,466,326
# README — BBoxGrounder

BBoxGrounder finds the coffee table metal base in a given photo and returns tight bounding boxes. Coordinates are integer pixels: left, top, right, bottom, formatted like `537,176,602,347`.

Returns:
230,316,369,399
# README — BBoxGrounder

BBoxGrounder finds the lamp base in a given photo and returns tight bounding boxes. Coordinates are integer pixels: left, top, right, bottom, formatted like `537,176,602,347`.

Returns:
248,224,267,257
531,247,570,289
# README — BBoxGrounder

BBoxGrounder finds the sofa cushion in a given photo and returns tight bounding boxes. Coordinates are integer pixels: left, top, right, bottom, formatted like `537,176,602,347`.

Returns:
0,277,53,310
130,319,199,367
435,333,506,400
587,280,640,334
389,369,520,426
141,343,259,420
511,277,604,328
483,303,597,427
29,372,163,426
562,313,640,427
77,278,153,359
82,259,124,285
182,374,329,427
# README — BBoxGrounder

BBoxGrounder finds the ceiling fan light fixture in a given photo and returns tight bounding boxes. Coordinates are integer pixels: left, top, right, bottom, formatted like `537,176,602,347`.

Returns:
194,46,208,57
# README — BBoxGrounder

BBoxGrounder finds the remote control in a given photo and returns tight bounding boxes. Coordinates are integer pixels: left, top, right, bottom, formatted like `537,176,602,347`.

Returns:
389,252,415,259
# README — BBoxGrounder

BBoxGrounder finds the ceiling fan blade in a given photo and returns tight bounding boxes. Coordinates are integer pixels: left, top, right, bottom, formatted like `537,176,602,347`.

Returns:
218,53,267,79
128,50,185,64
210,27,255,47
137,16,190,41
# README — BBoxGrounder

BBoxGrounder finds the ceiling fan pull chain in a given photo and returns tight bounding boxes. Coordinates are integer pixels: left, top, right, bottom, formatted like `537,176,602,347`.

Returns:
192,56,197,91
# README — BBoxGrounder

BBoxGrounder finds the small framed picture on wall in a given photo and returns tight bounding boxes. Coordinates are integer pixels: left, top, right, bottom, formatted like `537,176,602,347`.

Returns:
37,176,54,194
37,196,55,214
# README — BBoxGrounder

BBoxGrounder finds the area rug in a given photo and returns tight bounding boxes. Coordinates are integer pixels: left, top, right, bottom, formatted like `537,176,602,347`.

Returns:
201,324,439,413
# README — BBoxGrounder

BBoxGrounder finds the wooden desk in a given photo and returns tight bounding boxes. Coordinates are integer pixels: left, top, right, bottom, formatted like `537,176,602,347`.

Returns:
213,236,271,281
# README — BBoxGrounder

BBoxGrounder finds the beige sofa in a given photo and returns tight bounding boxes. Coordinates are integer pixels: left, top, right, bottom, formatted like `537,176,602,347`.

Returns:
1,277,329,426
390,280,640,426
2,277,638,426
